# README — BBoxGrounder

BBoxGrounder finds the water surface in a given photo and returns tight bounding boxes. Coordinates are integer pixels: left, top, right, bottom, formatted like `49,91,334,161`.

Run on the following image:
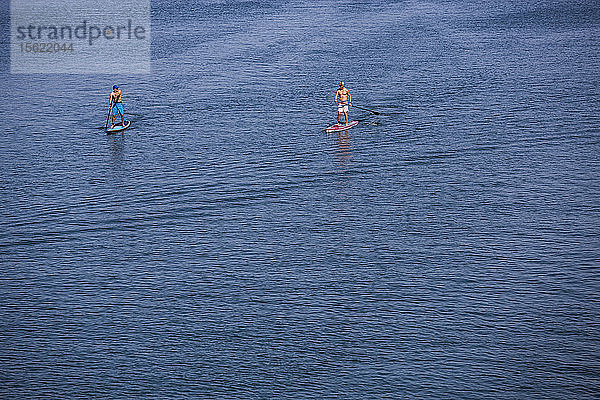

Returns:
1,0,599,398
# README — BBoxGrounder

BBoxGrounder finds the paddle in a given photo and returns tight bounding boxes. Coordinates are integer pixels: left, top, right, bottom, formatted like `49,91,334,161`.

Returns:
104,96,112,130
351,104,380,115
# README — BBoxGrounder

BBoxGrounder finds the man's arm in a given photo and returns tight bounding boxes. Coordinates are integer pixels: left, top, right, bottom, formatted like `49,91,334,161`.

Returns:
334,90,339,103
347,89,352,105
108,93,113,106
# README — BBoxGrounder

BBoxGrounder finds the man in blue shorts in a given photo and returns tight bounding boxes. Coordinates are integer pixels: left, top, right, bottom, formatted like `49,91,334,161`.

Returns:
109,85,126,129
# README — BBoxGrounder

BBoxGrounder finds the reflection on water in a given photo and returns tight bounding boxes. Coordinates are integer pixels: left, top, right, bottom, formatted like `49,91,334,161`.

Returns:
108,134,125,165
333,131,352,171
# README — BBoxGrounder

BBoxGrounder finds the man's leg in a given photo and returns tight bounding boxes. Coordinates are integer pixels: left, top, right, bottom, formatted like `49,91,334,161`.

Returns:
119,105,125,125
111,113,115,128
344,110,349,124
337,111,341,124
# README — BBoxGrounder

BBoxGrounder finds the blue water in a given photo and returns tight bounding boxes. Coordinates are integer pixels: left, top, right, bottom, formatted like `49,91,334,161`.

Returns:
1,0,600,398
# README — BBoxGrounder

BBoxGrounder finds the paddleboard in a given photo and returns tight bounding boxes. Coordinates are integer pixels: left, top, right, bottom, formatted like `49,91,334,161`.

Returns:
326,120,358,132
106,120,131,134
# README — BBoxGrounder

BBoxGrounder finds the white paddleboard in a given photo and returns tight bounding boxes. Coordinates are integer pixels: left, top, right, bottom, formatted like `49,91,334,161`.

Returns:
106,120,131,134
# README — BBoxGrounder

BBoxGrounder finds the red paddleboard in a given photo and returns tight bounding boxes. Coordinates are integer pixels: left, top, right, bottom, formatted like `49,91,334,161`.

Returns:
326,120,358,132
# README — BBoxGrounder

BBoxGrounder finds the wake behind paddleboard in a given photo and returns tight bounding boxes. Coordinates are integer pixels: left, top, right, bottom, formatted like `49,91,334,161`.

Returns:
326,120,358,132
106,120,131,134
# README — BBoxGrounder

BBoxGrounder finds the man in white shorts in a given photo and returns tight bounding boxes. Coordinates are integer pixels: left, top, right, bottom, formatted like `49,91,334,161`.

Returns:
334,81,352,125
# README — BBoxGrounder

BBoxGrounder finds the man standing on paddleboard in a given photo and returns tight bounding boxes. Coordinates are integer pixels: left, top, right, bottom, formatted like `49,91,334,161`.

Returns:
109,85,126,129
335,81,352,125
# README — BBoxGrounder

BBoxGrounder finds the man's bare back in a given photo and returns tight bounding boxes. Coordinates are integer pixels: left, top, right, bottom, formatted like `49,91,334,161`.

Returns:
110,89,122,104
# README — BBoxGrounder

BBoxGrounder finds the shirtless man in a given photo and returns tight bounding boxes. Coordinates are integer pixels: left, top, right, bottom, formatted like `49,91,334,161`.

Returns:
334,81,352,125
108,85,126,128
